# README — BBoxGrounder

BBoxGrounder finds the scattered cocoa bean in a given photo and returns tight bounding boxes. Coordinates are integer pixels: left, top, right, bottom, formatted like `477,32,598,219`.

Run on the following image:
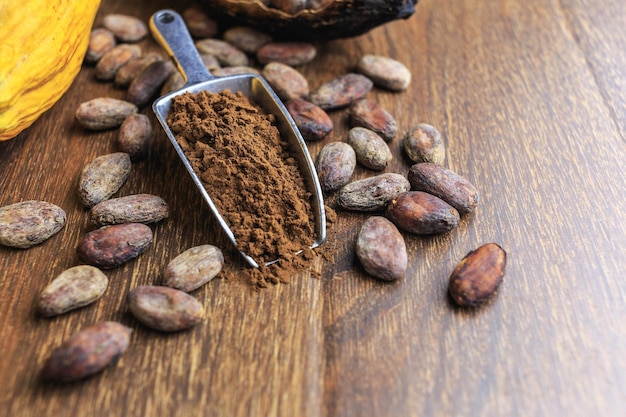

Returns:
223,26,273,54
128,60,176,107
356,216,407,281
271,0,307,14
349,99,398,142
182,6,218,38
286,98,333,141
89,194,169,226
386,191,460,234
75,97,138,130
195,39,249,67
37,265,108,317
127,286,204,332
315,142,356,192
0,201,66,248
262,62,309,101
161,71,186,95
102,14,148,42
114,52,163,87
95,44,142,81
211,66,260,77
408,162,479,215
163,245,224,292
78,152,132,208
357,54,411,91
404,124,445,165
347,127,392,170
200,54,221,71
116,114,152,161
336,173,410,211
85,28,116,65
310,73,373,110
256,42,317,66
449,243,507,307
77,223,153,269
41,321,131,383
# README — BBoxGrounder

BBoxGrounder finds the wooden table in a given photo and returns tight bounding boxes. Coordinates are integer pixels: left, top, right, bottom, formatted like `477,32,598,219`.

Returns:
2,0,625,415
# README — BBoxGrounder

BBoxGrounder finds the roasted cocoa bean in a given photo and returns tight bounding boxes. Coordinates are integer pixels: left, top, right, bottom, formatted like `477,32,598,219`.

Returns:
357,54,411,91
89,194,169,226
41,321,131,382
37,265,108,317
408,162,479,215
223,26,272,54
336,173,410,211
128,60,176,107
182,6,218,38
200,54,221,71
286,98,333,141
75,98,138,131
356,216,407,281
310,73,373,110
449,243,507,307
271,0,307,14
195,39,249,67
161,71,185,95
403,124,445,165
0,200,66,248
127,286,204,332
95,44,142,81
347,127,392,170
315,142,356,192
386,191,460,234
116,113,152,161
211,66,260,76
78,152,132,208
163,245,224,292
77,223,153,269
349,99,398,142
256,42,317,66
102,14,148,42
85,28,116,65
262,62,309,101
114,52,163,87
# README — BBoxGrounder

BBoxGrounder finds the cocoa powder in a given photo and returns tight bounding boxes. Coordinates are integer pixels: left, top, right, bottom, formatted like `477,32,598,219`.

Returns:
166,89,317,286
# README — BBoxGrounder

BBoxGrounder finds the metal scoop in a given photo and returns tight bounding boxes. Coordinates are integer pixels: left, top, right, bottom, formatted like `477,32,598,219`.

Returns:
150,9,326,268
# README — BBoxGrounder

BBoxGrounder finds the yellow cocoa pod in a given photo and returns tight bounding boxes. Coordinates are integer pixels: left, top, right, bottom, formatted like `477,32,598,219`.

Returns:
0,1,101,141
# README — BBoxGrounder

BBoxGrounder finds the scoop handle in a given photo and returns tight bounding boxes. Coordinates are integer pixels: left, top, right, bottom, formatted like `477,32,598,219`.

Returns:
150,9,215,86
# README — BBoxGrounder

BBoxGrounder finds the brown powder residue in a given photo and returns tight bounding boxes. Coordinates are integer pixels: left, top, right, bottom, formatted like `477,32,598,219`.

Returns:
166,89,317,286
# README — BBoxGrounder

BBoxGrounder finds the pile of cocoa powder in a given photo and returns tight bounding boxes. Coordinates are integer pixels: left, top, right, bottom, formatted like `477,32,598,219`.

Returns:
166,89,319,286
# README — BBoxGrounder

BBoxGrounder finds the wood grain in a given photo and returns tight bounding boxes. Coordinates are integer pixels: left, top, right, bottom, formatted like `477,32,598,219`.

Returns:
1,0,625,416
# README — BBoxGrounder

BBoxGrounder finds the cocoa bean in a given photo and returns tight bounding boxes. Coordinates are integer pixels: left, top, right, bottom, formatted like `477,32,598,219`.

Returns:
347,127,392,170
262,62,309,101
0,200,66,248
211,66,260,77
336,173,410,211
114,52,163,88
161,71,186,95
77,223,153,269
271,0,307,14
127,286,204,332
195,39,249,67
286,98,333,141
315,142,356,192
408,162,479,215
95,44,142,81
163,245,224,292
102,14,148,42
41,321,131,383
256,42,317,66
75,98,138,131
356,216,407,281
85,28,116,65
386,191,460,234
223,26,273,54
449,243,507,307
349,99,398,142
310,73,373,110
116,113,152,161
182,6,218,38
200,54,221,71
89,194,169,226
37,265,108,317
128,60,176,107
356,54,411,91
403,124,445,165
78,152,132,208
